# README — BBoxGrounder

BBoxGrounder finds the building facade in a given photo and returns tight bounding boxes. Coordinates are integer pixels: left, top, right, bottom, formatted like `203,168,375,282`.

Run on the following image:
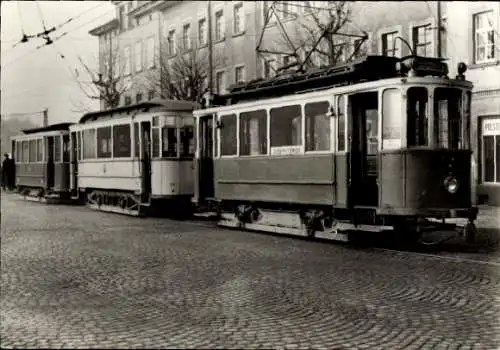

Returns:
89,1,500,205
90,1,442,106
446,1,500,205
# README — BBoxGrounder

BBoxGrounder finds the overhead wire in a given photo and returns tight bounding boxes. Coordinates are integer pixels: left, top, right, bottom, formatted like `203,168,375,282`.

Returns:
3,7,116,68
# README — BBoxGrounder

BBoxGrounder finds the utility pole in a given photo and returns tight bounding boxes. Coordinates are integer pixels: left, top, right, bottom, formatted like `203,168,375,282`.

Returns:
436,1,442,58
43,108,48,127
207,0,213,94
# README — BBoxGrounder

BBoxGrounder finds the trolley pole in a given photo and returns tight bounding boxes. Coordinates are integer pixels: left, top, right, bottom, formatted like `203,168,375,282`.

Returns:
43,108,48,127
436,1,442,58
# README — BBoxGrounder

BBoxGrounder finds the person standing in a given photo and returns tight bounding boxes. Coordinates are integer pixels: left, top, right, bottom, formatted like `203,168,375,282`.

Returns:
2,153,9,191
7,153,15,190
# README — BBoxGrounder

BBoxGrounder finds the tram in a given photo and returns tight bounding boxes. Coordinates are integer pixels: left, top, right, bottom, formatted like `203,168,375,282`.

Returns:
11,122,74,203
69,99,198,216
192,55,478,245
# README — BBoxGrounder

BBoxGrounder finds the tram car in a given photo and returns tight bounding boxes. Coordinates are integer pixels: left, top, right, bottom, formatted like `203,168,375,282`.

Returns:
69,99,198,217
192,55,478,245
11,122,74,203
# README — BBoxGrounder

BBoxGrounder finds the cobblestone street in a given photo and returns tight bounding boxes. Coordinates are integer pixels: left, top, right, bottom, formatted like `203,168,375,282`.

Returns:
1,192,499,349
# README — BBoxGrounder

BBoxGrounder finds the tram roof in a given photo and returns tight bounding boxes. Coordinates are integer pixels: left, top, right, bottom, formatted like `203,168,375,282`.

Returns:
208,55,449,106
78,99,200,124
21,122,74,135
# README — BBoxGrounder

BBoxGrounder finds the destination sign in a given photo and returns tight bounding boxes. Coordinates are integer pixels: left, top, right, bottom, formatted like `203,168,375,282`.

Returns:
483,118,500,136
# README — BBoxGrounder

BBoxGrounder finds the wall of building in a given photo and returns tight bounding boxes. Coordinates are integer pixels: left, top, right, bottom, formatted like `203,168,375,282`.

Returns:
446,1,500,205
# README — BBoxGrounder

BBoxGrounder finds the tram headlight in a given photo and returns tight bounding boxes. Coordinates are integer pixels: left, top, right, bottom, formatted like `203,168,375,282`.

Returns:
444,176,459,194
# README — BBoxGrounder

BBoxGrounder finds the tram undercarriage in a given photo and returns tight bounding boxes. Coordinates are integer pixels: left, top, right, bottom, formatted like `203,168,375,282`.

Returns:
85,189,147,217
203,200,478,247
17,186,75,205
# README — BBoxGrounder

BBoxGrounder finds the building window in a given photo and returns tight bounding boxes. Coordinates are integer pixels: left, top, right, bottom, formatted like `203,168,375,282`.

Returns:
412,24,432,56
145,37,155,68
119,6,126,31
167,30,176,56
135,41,142,72
481,118,500,183
148,90,155,100
235,65,245,83
215,10,224,41
124,96,132,105
127,2,133,29
382,31,399,57
233,3,244,34
474,11,496,63
263,58,274,78
182,23,191,51
216,71,226,94
136,92,143,103
199,18,207,46
124,45,131,75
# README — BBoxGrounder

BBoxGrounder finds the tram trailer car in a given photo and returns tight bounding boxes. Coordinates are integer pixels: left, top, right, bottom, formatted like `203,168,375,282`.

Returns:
69,99,198,217
193,55,478,245
11,123,74,204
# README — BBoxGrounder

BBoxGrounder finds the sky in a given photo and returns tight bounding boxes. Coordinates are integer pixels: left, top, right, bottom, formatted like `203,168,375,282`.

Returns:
1,0,116,126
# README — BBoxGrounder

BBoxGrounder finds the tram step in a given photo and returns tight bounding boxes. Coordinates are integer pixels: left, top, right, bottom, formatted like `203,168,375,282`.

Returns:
194,212,219,219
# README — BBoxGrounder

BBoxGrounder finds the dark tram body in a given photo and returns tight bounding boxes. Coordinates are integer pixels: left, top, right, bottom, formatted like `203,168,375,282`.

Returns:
193,55,478,244
11,123,73,203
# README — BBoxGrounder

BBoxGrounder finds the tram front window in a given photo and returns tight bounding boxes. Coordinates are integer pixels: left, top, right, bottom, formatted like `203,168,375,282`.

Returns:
434,88,462,149
407,87,428,147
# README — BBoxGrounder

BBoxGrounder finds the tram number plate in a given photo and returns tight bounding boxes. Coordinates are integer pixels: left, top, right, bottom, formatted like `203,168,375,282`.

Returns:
271,146,302,156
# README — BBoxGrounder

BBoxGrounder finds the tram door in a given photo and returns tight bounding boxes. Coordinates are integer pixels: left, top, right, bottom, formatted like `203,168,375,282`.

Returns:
140,121,152,201
47,136,55,189
196,114,215,202
70,132,78,191
349,92,379,207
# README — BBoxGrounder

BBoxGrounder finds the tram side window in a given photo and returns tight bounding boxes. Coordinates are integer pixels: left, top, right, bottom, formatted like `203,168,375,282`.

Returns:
134,123,140,157
36,139,43,162
63,135,70,162
382,88,402,150
434,88,462,149
162,126,177,157
180,127,195,157
82,129,97,159
305,101,330,152
407,87,428,147
54,136,62,163
152,128,160,158
113,124,131,158
16,141,22,162
239,109,267,156
337,95,346,152
270,105,302,147
77,132,82,160
220,114,237,156
28,140,36,163
97,127,112,158
22,141,29,162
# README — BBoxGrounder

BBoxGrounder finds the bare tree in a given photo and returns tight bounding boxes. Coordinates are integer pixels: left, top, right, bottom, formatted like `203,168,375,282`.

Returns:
142,40,209,102
257,1,368,74
72,50,130,112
